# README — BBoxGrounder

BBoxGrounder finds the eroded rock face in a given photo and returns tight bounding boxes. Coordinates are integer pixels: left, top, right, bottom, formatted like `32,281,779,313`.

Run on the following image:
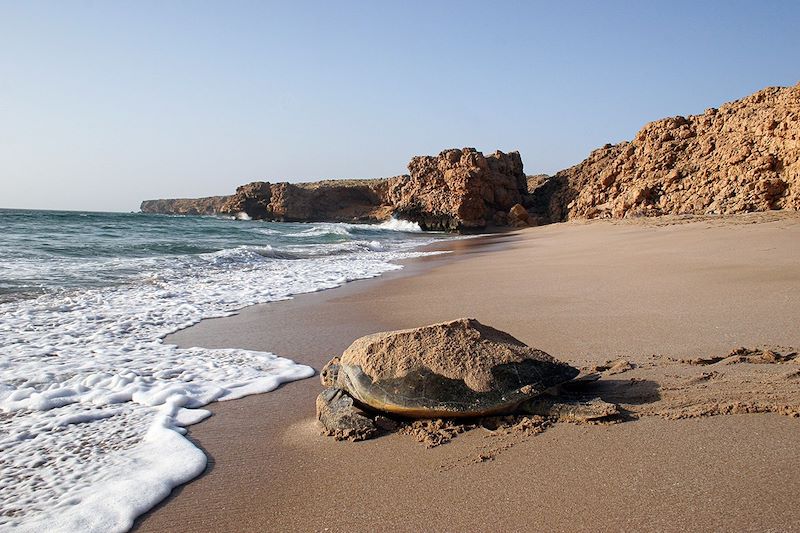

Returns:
219,179,391,222
384,148,529,231
220,182,273,218
208,149,530,229
546,83,800,221
139,147,531,229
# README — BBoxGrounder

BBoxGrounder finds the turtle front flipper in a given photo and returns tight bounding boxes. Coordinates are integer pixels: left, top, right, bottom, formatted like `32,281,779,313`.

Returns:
520,395,620,422
320,357,341,387
316,388,379,441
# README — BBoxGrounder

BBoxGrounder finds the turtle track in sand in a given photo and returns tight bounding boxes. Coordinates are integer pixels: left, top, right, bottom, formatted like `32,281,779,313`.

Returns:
631,346,800,419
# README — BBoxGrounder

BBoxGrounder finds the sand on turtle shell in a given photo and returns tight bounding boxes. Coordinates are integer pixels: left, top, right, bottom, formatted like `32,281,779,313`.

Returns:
339,318,567,392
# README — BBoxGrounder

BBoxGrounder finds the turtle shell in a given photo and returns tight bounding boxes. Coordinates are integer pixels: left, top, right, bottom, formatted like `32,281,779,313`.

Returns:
336,318,579,417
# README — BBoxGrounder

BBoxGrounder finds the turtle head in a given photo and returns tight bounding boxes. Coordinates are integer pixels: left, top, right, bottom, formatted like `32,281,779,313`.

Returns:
320,357,341,387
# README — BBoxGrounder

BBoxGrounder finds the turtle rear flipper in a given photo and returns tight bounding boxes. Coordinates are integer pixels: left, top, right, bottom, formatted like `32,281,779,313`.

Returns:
316,388,379,441
521,395,619,422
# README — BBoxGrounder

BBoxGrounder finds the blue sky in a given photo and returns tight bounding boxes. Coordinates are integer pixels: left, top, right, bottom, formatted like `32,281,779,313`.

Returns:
1,1,798,211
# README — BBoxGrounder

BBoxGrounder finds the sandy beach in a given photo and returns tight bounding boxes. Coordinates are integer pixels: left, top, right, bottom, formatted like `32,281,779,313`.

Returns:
135,213,800,532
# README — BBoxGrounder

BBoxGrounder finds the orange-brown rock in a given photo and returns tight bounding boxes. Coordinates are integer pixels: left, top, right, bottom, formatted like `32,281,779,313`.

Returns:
543,83,800,221
508,203,530,227
193,148,529,230
219,182,273,218
219,179,391,222
384,148,528,230
526,174,550,194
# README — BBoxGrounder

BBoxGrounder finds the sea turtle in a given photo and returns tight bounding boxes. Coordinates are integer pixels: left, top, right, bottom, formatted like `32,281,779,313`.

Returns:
316,318,619,440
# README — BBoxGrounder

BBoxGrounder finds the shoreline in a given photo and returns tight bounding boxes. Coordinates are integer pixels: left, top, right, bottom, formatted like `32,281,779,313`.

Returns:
158,228,518,338
133,230,514,528
136,213,800,532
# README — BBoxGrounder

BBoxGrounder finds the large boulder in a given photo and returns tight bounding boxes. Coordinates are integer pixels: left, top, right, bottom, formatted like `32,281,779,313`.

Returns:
384,148,529,231
508,203,531,227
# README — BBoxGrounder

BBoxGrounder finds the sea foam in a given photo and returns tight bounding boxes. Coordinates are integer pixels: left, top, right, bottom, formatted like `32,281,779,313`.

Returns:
376,217,423,232
0,225,442,532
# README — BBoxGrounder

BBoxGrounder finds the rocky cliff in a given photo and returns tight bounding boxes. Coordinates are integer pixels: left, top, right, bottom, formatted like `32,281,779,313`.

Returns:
538,83,800,221
143,148,530,231
216,148,528,230
385,148,528,230
218,179,392,222
139,196,231,216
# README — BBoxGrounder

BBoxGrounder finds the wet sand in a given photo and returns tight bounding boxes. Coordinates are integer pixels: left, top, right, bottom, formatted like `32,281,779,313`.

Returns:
135,212,800,532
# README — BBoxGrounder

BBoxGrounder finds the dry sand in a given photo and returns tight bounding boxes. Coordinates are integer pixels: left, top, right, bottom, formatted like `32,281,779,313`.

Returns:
135,212,800,532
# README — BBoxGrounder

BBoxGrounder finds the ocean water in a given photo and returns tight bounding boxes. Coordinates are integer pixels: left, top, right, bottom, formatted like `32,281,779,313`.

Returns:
0,209,448,532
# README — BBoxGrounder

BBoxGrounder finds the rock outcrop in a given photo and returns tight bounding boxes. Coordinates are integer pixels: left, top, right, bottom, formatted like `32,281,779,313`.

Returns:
141,148,529,231
223,148,531,230
541,83,800,221
139,196,230,216
218,179,392,222
385,148,529,230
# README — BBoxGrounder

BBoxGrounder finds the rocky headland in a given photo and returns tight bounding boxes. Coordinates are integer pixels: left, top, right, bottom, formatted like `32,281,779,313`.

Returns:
141,83,799,230
216,179,392,223
142,148,530,231
139,195,231,216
